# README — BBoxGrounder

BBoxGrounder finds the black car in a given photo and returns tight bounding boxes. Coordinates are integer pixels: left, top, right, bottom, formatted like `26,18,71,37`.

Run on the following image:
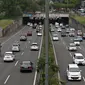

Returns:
61,32,66,37
82,33,85,39
20,61,33,72
33,25,36,29
20,35,27,41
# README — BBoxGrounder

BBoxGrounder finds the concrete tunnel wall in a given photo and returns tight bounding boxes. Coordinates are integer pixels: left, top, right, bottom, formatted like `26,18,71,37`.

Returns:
22,17,69,25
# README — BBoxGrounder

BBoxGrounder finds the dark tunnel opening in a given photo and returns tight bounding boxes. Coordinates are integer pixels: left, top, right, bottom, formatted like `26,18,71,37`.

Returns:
22,17,69,25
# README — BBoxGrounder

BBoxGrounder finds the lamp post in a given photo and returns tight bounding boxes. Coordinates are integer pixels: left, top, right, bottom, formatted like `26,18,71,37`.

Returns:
45,0,49,85
0,42,2,56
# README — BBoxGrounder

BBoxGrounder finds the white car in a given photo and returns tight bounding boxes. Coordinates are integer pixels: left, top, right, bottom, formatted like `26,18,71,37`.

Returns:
74,39,80,46
70,28,75,31
30,23,33,27
60,23,63,27
12,43,20,52
73,53,85,65
57,28,62,32
68,43,77,51
66,64,81,80
69,32,75,37
27,22,30,26
30,43,39,51
55,22,59,28
39,25,42,29
3,52,15,62
52,34,59,41
50,28,55,32
37,32,42,36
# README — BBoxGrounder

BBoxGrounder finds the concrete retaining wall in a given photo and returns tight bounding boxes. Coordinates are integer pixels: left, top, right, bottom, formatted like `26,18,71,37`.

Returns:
1,18,22,37
69,17,85,32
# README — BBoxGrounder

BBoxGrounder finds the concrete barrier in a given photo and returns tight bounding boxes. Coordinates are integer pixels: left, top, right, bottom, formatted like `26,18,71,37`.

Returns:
69,17,85,32
1,18,22,37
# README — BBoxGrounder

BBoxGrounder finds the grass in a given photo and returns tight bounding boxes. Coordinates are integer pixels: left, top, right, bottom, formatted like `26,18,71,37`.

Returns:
0,19,13,29
71,14,85,25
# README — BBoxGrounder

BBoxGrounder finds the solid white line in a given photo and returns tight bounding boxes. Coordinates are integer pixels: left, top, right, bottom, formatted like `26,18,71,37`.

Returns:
21,52,24,55
15,61,19,66
83,77,85,82
50,34,61,85
1,26,26,45
33,29,43,85
4,75,10,84
70,53,72,56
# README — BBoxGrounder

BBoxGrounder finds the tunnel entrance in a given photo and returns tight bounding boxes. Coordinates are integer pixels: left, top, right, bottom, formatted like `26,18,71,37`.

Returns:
22,14,69,25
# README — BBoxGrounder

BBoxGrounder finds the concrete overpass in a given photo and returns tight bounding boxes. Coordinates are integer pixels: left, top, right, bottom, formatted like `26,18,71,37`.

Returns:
22,13,69,25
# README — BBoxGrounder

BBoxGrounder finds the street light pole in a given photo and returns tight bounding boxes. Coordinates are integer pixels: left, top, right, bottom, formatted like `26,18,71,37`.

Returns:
45,0,49,85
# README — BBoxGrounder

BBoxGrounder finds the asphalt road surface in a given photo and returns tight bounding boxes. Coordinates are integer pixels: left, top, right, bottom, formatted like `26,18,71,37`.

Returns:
51,26,85,85
0,26,43,85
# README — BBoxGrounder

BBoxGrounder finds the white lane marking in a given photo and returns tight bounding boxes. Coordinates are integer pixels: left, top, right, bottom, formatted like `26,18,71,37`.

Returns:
78,46,81,49
63,41,66,46
1,26,26,45
33,29,43,85
25,43,27,48
83,77,85,82
4,75,10,84
21,52,24,55
70,53,72,57
50,34,61,85
15,61,19,66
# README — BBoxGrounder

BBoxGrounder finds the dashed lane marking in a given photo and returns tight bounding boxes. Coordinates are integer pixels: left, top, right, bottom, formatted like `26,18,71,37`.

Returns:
70,53,72,57
21,52,24,55
4,75,10,84
15,61,19,66
83,77,85,82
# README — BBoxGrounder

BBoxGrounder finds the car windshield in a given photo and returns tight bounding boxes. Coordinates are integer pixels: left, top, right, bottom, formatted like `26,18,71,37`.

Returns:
76,56,84,59
22,62,31,66
74,39,79,41
53,34,57,36
21,35,26,37
5,53,12,56
69,68,80,72
70,43,75,46
32,43,37,45
13,44,18,46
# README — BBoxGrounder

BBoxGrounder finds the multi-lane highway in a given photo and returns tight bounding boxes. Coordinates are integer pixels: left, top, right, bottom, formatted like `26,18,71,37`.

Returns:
51,25,85,85
0,25,43,85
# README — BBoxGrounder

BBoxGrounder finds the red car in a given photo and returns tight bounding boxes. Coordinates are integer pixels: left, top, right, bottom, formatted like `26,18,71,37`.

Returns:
27,31,32,36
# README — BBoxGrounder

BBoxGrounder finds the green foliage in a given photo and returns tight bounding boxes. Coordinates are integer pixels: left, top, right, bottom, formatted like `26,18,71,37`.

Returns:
0,0,39,18
37,33,60,85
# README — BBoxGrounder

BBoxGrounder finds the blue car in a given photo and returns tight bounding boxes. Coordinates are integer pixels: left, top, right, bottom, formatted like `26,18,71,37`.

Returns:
77,36,83,42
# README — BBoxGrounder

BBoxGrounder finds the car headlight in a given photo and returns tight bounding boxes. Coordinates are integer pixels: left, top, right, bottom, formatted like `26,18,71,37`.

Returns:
83,60,85,63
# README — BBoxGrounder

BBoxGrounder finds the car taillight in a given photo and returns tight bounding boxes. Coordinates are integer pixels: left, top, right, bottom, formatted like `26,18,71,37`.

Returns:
28,67,32,69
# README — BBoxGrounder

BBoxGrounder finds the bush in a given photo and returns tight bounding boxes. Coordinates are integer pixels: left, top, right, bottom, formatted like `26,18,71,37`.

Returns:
37,32,60,85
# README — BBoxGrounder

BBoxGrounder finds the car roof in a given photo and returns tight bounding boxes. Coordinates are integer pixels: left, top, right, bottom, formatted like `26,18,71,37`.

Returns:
13,43,19,45
5,52,12,53
69,64,78,68
74,53,83,56
70,43,75,45
32,43,37,44
22,61,31,63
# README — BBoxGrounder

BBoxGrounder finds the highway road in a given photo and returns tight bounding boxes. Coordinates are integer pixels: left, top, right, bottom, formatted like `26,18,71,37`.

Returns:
0,25,43,85
51,26,85,85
